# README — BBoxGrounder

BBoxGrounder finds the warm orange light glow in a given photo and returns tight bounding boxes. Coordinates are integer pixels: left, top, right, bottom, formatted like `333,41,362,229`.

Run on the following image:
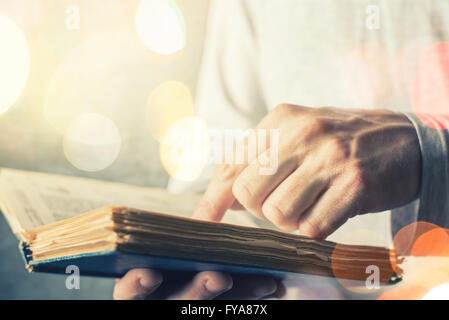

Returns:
411,227,449,257
379,222,449,299
330,229,393,294
394,222,438,254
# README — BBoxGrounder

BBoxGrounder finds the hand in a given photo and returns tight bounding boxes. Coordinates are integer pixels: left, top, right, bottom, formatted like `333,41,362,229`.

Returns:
193,104,421,239
113,269,283,300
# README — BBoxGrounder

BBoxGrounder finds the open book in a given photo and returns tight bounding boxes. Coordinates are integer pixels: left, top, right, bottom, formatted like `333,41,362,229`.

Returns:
0,168,400,283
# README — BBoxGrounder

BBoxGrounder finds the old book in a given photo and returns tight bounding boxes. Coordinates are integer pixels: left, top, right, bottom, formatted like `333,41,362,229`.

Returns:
0,168,400,283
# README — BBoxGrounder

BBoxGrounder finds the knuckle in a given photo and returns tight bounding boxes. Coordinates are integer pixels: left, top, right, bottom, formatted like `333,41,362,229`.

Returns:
283,118,324,148
274,103,296,117
306,117,324,132
299,117,324,139
346,163,366,191
274,103,290,113
215,163,239,181
232,176,257,208
324,138,347,160
262,201,292,229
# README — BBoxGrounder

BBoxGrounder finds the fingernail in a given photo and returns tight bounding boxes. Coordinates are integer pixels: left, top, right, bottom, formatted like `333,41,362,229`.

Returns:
205,277,233,294
192,206,207,220
138,273,162,290
193,198,219,221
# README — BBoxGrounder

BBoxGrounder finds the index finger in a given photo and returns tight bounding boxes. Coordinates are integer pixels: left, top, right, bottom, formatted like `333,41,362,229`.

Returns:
193,112,280,222
192,162,245,222
193,127,267,222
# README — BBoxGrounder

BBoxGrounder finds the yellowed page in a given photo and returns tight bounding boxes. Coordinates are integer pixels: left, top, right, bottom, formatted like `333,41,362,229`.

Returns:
0,168,201,238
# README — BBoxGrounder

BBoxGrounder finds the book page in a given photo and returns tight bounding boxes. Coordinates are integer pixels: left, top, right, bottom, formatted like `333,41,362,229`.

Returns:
0,168,201,237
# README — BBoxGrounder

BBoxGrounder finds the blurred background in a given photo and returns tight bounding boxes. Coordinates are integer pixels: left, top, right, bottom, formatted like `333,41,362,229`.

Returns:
0,0,209,299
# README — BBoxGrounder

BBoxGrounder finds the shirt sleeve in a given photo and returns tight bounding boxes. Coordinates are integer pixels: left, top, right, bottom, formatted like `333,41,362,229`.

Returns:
391,113,449,236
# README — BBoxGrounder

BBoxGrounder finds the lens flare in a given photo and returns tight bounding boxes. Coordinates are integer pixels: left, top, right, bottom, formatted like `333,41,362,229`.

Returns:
44,34,145,134
0,13,30,114
378,258,449,300
410,42,449,129
422,282,449,300
146,81,194,141
63,113,121,172
390,222,443,277
411,227,449,257
391,222,449,259
378,222,449,299
135,0,186,55
160,116,209,182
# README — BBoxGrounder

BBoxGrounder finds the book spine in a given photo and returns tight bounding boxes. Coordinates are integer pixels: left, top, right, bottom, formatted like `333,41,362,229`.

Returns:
18,241,34,272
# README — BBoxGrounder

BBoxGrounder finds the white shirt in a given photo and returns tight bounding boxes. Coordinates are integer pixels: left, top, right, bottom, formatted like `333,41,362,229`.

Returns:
169,0,449,245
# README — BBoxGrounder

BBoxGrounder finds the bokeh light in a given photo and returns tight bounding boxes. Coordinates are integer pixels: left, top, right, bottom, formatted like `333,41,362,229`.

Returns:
378,258,449,300
422,282,449,300
135,0,186,55
377,221,449,299
160,116,209,182
44,33,146,134
0,12,30,114
390,221,447,278
391,221,449,260
146,80,194,141
338,44,390,108
63,113,121,172
410,42,449,129
410,226,449,257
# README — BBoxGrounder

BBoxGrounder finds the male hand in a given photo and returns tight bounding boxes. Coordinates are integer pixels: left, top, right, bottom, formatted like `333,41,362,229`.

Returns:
193,104,421,239
113,104,420,300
